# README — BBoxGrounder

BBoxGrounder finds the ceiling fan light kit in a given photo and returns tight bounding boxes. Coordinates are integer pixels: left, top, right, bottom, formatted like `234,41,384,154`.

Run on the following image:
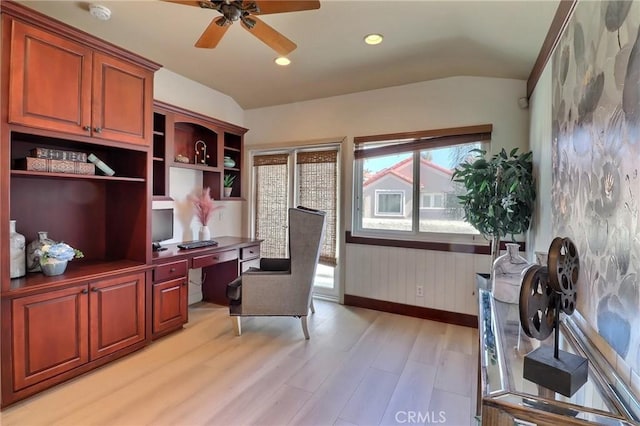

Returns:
166,0,320,55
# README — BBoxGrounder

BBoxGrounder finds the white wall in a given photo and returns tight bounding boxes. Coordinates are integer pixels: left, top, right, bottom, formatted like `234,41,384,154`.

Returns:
153,68,246,304
245,76,529,313
528,65,553,262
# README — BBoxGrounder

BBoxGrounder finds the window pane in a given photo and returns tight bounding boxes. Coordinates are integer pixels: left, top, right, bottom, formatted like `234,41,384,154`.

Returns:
361,153,413,231
418,144,479,234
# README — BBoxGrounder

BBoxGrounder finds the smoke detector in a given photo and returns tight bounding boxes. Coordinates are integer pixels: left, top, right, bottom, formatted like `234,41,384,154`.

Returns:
89,4,111,21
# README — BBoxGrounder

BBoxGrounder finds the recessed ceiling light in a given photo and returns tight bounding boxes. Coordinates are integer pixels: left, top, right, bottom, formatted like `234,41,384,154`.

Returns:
364,33,383,45
274,57,291,66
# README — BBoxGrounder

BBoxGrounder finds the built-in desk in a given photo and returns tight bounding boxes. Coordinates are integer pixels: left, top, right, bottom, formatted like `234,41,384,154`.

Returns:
478,289,640,425
151,237,261,338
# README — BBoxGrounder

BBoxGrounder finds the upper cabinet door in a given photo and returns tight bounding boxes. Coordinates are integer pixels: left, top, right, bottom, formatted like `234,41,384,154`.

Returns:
92,52,153,147
8,19,93,136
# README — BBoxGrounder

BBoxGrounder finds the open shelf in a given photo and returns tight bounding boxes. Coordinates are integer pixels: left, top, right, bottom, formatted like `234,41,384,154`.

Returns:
153,101,247,201
10,170,146,182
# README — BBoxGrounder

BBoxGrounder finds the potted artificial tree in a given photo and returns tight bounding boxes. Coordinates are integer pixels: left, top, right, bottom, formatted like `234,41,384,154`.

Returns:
452,148,536,302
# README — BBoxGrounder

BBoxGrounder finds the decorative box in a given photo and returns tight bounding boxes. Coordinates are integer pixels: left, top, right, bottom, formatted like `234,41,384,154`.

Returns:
16,157,95,175
29,147,88,162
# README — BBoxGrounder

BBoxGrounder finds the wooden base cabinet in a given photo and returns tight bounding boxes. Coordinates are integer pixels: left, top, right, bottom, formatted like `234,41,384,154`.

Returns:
11,285,90,391
7,272,146,404
89,273,146,359
152,278,188,337
152,260,188,338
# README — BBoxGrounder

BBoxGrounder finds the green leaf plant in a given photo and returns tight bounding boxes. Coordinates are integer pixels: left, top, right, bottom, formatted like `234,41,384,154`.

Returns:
451,147,536,262
223,174,236,188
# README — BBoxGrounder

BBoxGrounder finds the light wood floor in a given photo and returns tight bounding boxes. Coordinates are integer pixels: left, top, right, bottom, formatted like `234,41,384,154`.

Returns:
0,299,479,426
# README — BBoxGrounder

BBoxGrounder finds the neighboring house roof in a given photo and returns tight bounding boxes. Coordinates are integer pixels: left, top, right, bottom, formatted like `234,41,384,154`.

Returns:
363,157,453,188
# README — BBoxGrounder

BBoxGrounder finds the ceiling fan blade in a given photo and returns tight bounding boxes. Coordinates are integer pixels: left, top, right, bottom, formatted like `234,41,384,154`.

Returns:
241,16,297,55
162,0,205,8
252,1,320,15
195,17,231,48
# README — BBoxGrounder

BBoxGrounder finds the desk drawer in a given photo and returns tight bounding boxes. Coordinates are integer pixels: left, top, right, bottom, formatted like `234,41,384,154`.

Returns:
241,245,260,261
192,249,238,269
154,260,188,282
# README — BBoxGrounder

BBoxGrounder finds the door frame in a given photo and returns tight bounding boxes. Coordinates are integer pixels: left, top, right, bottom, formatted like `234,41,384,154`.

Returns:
248,139,343,301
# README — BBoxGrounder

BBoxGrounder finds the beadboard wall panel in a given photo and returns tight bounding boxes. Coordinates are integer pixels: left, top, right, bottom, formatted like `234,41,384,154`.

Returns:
345,244,491,316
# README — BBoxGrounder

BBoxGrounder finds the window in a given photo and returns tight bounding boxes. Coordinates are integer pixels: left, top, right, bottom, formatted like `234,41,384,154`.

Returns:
375,190,405,216
353,124,492,239
420,193,444,209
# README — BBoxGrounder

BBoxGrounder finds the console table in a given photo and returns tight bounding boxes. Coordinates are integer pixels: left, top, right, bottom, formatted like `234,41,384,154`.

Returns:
478,289,640,425
151,237,261,338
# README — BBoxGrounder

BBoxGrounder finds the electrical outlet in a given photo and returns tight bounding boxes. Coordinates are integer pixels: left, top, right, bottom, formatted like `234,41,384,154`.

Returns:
416,285,424,297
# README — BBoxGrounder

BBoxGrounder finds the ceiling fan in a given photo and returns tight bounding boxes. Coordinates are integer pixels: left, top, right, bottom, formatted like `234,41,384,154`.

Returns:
165,0,320,55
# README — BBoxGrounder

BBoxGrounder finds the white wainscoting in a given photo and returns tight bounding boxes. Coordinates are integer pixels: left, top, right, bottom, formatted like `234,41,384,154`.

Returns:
345,244,491,316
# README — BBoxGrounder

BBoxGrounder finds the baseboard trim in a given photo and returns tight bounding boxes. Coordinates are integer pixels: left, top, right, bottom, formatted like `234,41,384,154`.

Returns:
343,294,478,329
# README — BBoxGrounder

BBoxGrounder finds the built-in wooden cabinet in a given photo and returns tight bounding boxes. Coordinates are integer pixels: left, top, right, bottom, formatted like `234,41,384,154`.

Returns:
89,272,146,359
0,2,159,408
7,19,153,147
152,101,247,200
152,259,188,337
240,244,261,272
8,270,145,401
11,285,89,391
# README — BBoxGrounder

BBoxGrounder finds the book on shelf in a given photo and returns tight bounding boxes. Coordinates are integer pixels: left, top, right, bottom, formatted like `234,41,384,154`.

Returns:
88,153,115,176
30,147,88,162
16,157,95,175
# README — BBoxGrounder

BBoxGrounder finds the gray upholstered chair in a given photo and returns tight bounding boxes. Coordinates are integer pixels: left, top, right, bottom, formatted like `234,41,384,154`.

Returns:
226,207,326,339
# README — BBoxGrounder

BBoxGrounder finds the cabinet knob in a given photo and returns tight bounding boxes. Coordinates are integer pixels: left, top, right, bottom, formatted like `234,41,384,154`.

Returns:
91,287,99,292
83,125,91,131
81,289,88,294
170,268,176,272
182,281,187,286
94,127,102,133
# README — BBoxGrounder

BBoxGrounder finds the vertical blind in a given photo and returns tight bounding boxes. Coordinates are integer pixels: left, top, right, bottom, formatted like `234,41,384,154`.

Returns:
297,150,338,266
253,154,289,258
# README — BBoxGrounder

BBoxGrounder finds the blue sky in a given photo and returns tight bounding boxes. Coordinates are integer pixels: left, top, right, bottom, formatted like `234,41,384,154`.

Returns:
364,147,455,173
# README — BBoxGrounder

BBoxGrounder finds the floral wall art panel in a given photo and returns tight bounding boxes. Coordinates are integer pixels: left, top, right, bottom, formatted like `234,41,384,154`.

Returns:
551,0,640,370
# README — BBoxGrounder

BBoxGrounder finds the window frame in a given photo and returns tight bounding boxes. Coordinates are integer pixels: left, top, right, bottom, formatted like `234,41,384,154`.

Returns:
374,190,405,217
352,125,492,243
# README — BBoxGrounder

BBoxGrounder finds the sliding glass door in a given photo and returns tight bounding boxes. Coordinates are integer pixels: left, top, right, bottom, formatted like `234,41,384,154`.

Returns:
252,146,340,299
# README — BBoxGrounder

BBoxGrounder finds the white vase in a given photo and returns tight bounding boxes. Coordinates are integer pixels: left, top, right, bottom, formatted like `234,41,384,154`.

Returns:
10,220,26,279
492,243,529,303
26,231,55,272
224,187,232,197
199,225,211,241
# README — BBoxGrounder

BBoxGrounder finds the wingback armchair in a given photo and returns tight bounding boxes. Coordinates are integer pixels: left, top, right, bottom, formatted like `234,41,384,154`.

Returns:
226,207,327,339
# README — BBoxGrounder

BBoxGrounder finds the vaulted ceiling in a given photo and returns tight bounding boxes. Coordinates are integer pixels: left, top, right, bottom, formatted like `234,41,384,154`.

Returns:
16,1,560,109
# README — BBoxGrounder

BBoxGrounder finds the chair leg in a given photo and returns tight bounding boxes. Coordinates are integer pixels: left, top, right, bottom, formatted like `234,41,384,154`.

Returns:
310,297,316,314
301,316,310,340
231,316,242,336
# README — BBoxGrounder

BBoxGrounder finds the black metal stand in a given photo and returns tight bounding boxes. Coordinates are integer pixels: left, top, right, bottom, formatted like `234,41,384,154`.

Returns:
523,293,588,397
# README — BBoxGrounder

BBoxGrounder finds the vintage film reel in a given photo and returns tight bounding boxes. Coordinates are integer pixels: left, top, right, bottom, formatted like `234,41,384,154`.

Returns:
519,265,557,340
547,237,579,315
